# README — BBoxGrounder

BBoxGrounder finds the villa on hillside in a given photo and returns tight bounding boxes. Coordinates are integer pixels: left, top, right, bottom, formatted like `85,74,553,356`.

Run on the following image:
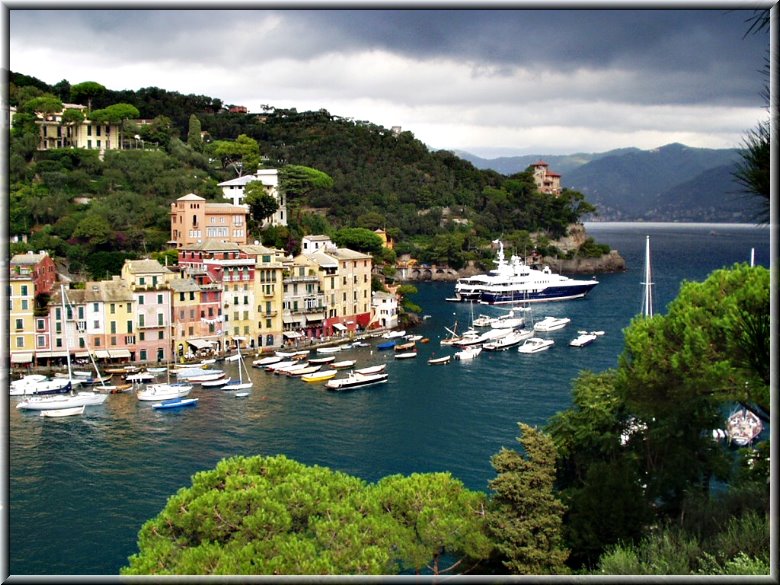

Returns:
531,160,562,196
218,169,287,228
169,193,250,248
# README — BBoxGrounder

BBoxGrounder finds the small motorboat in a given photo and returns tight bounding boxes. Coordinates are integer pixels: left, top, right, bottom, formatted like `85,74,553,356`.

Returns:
152,397,199,410
454,347,482,360
201,376,231,388
533,316,571,332
331,360,357,369
518,337,555,354
325,371,389,391
427,355,452,366
253,355,283,368
395,351,418,360
354,364,387,376
234,392,250,398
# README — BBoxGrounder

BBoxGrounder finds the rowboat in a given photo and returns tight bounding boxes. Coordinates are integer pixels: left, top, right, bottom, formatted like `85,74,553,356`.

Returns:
354,364,387,375
40,405,86,418
427,355,452,365
395,351,418,360
331,360,357,369
152,397,199,410
300,370,338,383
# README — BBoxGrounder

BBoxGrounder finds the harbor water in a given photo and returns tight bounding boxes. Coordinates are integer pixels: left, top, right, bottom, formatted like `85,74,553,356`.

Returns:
7,222,771,575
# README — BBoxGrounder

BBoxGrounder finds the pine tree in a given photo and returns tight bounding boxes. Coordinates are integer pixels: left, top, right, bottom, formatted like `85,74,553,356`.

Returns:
487,423,569,574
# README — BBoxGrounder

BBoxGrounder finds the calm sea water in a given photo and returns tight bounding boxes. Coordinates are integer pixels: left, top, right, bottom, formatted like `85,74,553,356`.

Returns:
7,222,771,576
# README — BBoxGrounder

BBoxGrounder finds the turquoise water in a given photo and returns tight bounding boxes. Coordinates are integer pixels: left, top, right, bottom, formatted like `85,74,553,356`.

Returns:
7,223,771,575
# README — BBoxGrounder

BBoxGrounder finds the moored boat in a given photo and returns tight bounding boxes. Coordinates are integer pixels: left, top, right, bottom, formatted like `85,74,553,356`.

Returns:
331,360,357,369
300,370,338,383
152,397,199,410
483,328,533,351
40,405,86,418
533,316,571,332
427,355,452,365
325,371,389,391
517,337,555,354
354,364,387,375
454,346,482,360
137,383,192,402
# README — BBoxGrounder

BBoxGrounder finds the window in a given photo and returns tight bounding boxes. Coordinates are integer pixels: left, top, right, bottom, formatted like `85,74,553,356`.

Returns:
56,338,62,348
15,318,23,330
78,307,84,319
140,349,147,361
110,303,116,314
111,336,116,346
94,338,101,347
37,336,46,348
140,332,145,341
36,319,45,330
138,296,144,305
93,320,99,329
127,320,133,333
93,303,99,312
16,337,24,348
158,313,164,326
79,338,86,348
157,294,163,304
158,331,164,340
21,299,28,310
139,315,145,327
110,321,116,334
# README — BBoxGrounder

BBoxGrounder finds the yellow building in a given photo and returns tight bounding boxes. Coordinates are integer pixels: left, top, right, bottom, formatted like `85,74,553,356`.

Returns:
9,251,57,366
241,243,287,350
35,103,124,153
297,237,373,336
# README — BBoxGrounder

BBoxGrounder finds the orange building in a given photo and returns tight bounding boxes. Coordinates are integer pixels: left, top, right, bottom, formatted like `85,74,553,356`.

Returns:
169,193,250,248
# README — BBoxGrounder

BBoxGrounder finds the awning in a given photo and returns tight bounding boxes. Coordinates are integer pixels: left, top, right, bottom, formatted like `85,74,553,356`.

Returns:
94,350,111,359
283,331,303,339
305,313,325,322
187,339,212,350
75,351,90,358
332,323,347,331
282,315,297,324
109,349,131,359
35,350,69,358
11,352,33,364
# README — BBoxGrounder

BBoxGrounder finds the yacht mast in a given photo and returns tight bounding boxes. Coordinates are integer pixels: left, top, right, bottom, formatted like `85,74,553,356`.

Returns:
61,284,75,390
641,235,654,318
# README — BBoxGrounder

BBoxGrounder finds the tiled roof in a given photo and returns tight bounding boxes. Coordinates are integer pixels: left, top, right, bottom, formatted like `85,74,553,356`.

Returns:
124,259,172,274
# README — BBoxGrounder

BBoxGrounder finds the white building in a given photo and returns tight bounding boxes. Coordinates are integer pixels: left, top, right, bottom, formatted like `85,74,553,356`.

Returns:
218,169,286,227
371,291,398,329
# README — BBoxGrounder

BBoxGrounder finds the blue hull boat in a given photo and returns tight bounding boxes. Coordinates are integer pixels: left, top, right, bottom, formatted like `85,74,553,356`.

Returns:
152,397,199,410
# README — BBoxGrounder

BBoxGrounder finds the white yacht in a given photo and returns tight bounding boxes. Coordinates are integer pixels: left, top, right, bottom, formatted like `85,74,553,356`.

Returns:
450,241,598,304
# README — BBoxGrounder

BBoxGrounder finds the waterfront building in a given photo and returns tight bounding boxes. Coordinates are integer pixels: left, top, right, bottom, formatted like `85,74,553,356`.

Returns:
281,261,327,342
176,240,255,351
9,251,58,367
297,239,373,336
371,291,399,330
169,193,250,248
120,259,175,364
241,243,287,350
52,277,135,365
218,169,287,227
170,277,218,359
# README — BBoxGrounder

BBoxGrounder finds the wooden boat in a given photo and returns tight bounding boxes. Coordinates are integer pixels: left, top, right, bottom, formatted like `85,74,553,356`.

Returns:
316,346,343,354
427,355,452,365
420,338,430,344
100,383,133,394
201,376,231,387
253,355,283,368
40,405,86,418
152,397,199,410
331,360,357,369
309,355,336,365
286,365,323,377
394,341,416,351
301,370,338,383
354,364,387,375
395,351,418,360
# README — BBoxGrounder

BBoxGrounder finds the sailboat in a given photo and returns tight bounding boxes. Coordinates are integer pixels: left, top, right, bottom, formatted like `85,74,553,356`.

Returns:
17,285,108,411
641,235,654,318
222,342,253,391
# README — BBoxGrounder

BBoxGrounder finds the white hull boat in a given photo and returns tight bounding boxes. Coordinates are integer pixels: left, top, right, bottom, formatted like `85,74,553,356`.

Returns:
354,364,387,375
10,376,72,396
533,316,571,332
253,355,283,367
395,352,418,360
454,347,482,360
17,391,108,410
201,376,231,387
137,383,192,402
40,405,86,418
483,329,533,351
427,355,452,365
325,372,389,391
518,337,555,354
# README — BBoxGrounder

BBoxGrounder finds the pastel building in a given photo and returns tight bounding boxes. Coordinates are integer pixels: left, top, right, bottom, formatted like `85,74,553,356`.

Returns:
371,291,399,330
52,277,135,363
120,259,176,363
34,103,123,153
281,261,327,342
297,237,373,335
241,243,286,350
169,193,250,248
9,251,58,366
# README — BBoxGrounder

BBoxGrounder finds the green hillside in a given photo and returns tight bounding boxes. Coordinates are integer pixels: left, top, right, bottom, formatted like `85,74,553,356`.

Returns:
8,72,601,278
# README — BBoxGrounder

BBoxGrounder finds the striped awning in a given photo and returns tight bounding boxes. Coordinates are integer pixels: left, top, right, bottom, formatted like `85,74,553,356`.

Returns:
94,350,111,359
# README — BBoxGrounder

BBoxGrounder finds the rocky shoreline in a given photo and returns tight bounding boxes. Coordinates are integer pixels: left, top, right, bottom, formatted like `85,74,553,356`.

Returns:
396,224,626,282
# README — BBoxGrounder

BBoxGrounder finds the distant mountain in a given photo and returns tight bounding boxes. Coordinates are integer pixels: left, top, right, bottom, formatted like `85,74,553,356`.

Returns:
458,143,753,222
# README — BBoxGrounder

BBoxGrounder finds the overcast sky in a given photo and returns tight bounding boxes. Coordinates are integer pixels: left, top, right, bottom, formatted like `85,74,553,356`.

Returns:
7,6,771,157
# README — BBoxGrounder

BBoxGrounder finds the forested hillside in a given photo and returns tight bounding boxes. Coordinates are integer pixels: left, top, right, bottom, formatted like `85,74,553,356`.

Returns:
8,72,603,278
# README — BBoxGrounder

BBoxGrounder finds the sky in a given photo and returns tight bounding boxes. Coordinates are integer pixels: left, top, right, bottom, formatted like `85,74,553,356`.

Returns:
6,5,772,158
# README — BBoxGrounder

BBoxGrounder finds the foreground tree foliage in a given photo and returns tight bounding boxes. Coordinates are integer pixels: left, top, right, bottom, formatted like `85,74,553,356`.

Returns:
487,424,569,574
547,263,770,570
121,455,494,575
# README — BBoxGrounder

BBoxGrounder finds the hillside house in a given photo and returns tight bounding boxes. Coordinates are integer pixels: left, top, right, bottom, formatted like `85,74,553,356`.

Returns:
218,169,287,228
169,193,250,248
531,160,562,196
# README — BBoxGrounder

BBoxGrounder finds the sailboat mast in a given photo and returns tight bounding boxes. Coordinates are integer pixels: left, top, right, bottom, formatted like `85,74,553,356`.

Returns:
61,284,74,380
641,235,654,318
